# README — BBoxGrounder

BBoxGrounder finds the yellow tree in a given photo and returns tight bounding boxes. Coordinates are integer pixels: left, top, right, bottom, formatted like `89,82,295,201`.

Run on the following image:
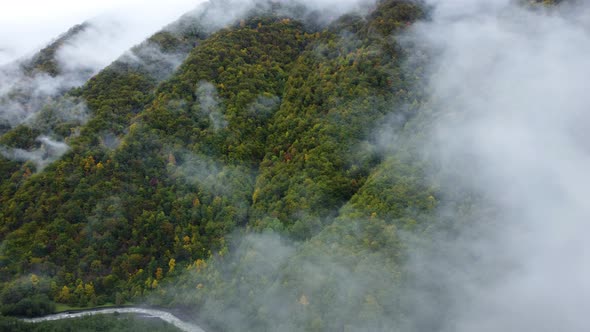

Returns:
57,286,70,303
155,267,164,280
30,274,40,287
168,258,176,275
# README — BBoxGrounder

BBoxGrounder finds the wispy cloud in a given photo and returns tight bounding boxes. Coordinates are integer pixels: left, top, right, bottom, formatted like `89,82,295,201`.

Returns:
0,135,69,170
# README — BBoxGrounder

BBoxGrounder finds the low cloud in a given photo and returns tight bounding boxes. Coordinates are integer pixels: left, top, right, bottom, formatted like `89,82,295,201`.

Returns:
0,135,69,170
0,0,204,66
194,81,227,132
396,1,590,331
0,0,206,131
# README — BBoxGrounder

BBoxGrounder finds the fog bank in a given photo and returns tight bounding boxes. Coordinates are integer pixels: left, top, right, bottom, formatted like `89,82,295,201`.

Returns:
406,1,590,331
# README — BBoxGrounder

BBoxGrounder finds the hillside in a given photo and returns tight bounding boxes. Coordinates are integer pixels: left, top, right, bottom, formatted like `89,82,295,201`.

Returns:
0,0,581,331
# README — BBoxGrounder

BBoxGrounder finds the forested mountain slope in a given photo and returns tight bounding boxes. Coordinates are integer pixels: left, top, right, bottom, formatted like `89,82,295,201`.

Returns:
1,1,428,324
0,0,570,330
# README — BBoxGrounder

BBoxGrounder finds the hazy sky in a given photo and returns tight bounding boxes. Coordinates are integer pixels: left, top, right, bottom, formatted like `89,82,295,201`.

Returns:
0,0,204,65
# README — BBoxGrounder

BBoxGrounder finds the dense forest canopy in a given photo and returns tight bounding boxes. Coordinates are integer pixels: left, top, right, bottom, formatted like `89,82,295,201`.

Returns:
0,0,586,331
